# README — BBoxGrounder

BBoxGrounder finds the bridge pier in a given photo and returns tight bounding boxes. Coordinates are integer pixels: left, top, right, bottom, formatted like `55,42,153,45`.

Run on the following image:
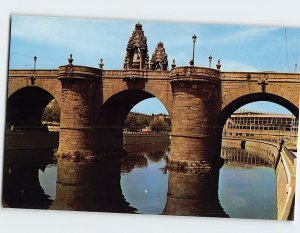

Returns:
56,65,101,160
169,67,222,172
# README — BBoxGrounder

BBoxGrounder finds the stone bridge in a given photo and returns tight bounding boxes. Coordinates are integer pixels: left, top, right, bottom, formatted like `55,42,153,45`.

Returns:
6,23,300,172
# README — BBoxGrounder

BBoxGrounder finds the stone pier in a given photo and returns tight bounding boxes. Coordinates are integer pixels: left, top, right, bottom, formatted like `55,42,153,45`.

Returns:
56,63,101,160
168,67,222,171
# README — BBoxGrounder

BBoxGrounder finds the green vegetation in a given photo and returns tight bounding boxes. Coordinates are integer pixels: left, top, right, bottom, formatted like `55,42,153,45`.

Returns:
124,112,171,133
42,103,170,133
124,112,151,131
42,106,60,123
150,119,170,132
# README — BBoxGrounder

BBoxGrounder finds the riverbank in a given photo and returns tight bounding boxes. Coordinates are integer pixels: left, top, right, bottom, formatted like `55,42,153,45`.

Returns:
5,131,170,151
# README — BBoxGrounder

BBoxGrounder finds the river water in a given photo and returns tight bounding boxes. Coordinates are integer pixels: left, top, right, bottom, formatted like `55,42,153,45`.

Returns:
2,141,276,220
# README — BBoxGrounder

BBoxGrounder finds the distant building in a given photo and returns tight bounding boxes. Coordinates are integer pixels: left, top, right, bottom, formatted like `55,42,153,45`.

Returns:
223,110,298,143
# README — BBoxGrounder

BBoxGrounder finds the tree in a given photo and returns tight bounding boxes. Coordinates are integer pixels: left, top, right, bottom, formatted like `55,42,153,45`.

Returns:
42,106,60,123
150,119,169,132
124,112,171,133
124,113,138,132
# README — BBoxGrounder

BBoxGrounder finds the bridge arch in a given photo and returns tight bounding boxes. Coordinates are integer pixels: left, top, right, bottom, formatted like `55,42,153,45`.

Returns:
213,92,299,162
95,89,171,156
219,92,299,126
102,77,173,118
6,86,59,129
99,89,171,125
7,80,61,107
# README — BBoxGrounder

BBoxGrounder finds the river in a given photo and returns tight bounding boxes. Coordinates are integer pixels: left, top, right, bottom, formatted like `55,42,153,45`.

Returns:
2,140,276,219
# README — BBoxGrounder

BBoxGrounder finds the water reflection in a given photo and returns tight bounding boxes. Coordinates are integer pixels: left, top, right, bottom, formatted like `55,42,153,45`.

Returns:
2,141,276,219
121,149,168,214
163,170,228,217
222,147,274,168
2,159,53,209
51,158,136,213
219,165,276,219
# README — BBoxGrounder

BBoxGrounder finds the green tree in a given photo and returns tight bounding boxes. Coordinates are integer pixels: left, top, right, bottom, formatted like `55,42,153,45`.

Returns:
124,113,138,132
150,119,169,132
42,107,61,123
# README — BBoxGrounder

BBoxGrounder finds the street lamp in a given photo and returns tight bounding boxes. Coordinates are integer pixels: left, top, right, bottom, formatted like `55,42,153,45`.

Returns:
208,55,212,68
189,34,197,66
33,56,37,70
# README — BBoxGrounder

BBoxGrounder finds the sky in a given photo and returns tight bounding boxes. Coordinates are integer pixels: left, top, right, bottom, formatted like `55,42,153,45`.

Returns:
9,15,300,115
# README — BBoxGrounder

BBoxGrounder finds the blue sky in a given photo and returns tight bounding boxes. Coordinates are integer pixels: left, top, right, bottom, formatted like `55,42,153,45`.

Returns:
9,15,300,115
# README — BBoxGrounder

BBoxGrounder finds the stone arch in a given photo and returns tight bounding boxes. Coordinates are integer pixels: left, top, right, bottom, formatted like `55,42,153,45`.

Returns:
6,86,59,130
221,83,299,119
8,82,61,107
94,89,172,156
219,92,299,126
102,79,173,118
213,92,299,162
99,88,172,126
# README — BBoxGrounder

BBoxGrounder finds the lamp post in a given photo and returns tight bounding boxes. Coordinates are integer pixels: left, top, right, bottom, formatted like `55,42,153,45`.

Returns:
189,34,197,66
208,55,212,68
33,56,37,70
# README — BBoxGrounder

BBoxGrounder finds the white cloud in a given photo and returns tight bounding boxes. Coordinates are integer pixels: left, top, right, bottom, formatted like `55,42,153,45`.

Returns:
11,16,131,55
206,27,279,45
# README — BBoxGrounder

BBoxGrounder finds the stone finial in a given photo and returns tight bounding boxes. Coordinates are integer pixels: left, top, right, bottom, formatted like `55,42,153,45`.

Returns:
68,54,73,65
216,59,221,70
123,23,149,70
150,41,168,71
171,59,176,69
99,58,104,70
135,22,142,30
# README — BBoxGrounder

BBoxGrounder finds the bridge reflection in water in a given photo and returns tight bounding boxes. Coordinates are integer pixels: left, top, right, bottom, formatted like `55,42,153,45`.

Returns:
3,139,278,219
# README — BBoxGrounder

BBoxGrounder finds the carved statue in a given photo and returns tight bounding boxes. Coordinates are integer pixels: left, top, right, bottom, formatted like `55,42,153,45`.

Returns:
123,23,149,70
150,41,168,71
133,48,141,62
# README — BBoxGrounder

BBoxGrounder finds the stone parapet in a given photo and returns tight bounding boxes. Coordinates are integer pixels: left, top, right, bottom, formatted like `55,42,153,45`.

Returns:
169,66,220,83
58,65,101,81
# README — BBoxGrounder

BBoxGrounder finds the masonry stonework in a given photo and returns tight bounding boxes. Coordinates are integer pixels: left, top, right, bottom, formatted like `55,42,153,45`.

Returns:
7,68,300,172
168,67,222,171
56,65,102,160
6,23,300,172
